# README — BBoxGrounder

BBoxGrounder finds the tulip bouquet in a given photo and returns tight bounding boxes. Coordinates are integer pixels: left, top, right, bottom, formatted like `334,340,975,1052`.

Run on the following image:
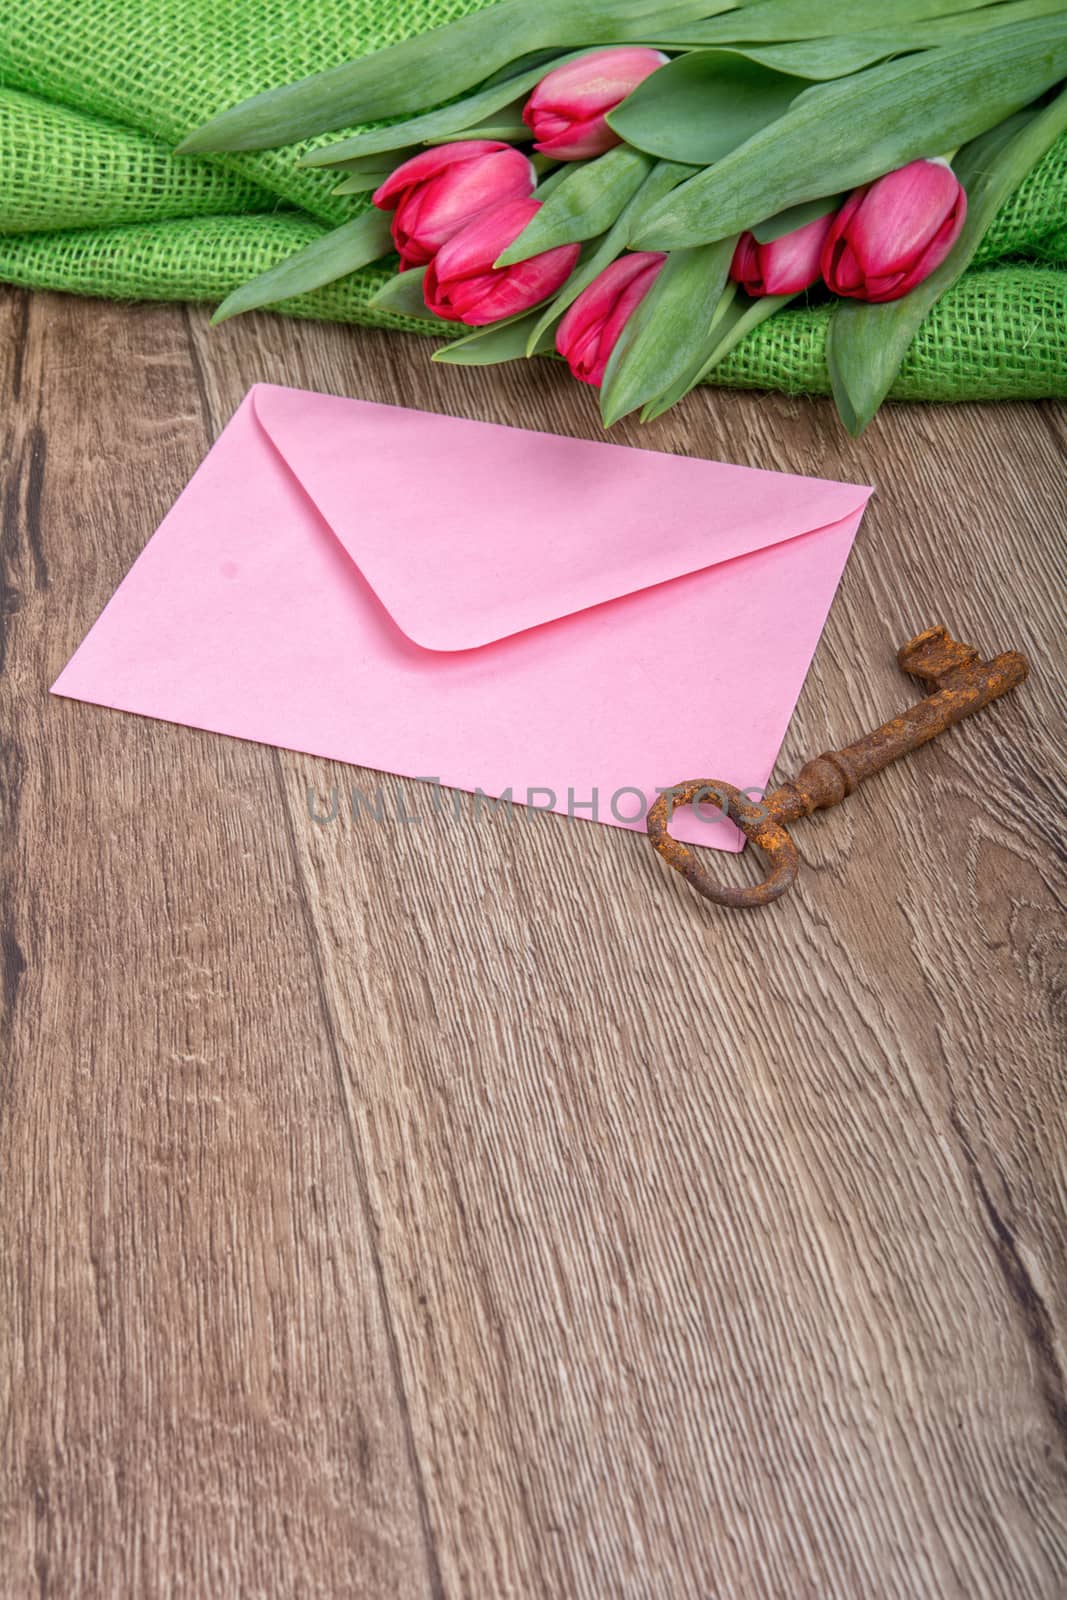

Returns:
185,0,1067,436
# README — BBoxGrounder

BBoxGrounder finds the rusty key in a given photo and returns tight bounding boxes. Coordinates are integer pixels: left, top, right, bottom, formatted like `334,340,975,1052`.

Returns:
647,625,1029,910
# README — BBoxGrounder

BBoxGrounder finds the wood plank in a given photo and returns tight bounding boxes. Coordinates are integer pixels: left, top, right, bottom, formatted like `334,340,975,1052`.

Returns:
0,289,437,1598
3,286,1064,1598
185,311,1067,1598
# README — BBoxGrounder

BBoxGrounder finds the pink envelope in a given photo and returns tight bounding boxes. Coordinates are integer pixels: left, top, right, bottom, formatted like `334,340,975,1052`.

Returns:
53,385,871,851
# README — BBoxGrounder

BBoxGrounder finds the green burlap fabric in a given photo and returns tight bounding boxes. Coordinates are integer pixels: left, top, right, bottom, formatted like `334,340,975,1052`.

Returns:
1,0,1065,400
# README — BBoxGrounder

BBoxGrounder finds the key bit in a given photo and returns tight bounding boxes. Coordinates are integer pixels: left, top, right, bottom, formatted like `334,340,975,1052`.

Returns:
647,625,1030,910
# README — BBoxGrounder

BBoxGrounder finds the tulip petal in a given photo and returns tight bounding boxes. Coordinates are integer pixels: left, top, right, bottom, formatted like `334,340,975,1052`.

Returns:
561,321,606,383
822,159,966,300
524,47,667,161
431,197,542,280
758,211,833,294
533,114,621,160
730,232,762,293
590,258,665,382
391,147,535,262
901,200,967,285
858,195,966,300
846,159,962,274
526,47,669,119
821,188,867,293
557,252,654,340
525,109,571,142
425,197,580,324
556,251,665,385
457,243,580,323
372,140,514,209
828,238,866,294
857,268,909,302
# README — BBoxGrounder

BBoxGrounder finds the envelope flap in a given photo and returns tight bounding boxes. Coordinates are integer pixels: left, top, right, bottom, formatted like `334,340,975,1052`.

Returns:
252,384,871,652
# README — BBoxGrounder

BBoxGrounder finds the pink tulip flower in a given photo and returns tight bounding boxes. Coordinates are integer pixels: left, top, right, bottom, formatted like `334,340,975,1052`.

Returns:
730,212,835,297
554,251,666,387
372,141,536,270
522,47,669,160
424,197,581,324
821,158,967,303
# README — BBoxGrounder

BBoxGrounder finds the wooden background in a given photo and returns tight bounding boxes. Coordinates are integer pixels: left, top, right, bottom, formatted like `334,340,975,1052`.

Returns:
1,284,1064,1598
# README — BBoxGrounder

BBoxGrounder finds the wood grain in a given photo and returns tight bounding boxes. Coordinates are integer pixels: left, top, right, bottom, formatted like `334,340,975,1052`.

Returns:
1,285,1064,1598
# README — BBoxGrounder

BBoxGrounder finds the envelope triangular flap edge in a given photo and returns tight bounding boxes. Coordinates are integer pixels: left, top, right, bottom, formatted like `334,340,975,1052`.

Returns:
251,384,871,653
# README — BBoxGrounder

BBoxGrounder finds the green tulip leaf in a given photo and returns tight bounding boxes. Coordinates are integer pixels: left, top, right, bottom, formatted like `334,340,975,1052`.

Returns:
177,0,724,152
296,81,550,168
663,0,1012,45
649,1,1067,69
479,50,573,90
750,194,845,244
606,51,814,164
366,264,443,319
496,147,652,266
620,160,700,235
429,121,530,144
329,149,419,176
630,17,1067,247
642,35,906,74
638,284,743,418
826,85,1067,436
646,290,797,418
332,171,395,196
210,209,393,322
533,164,577,201
432,310,557,365
599,236,737,427
886,0,1067,43
697,292,796,375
